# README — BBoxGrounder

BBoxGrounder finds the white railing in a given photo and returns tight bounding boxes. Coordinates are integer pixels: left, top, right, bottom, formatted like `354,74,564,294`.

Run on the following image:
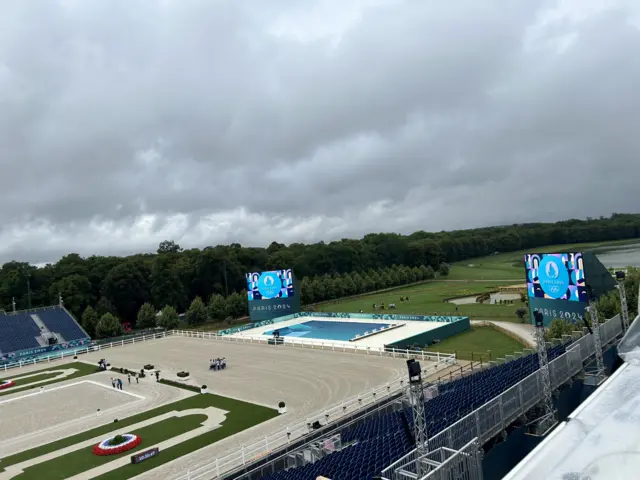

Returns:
173,358,455,480
0,331,172,372
171,330,457,364
380,314,624,479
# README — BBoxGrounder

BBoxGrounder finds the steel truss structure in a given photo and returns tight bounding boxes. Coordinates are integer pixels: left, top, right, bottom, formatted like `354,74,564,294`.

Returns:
526,311,557,436
584,302,606,386
617,276,630,331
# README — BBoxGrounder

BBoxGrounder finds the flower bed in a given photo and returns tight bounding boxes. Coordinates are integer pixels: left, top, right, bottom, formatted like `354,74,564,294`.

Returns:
92,433,142,456
0,380,15,390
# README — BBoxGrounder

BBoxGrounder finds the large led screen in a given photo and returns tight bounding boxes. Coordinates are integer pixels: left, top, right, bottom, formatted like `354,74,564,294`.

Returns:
245,269,294,301
524,253,587,302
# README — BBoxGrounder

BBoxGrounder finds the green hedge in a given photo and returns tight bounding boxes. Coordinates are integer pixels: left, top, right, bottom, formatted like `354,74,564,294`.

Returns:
158,379,201,393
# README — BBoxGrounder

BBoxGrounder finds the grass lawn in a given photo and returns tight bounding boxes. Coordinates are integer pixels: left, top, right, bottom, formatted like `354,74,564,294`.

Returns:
320,281,525,320
423,326,526,361
318,239,636,320
94,400,276,480
16,415,208,480
2,391,277,479
0,362,97,397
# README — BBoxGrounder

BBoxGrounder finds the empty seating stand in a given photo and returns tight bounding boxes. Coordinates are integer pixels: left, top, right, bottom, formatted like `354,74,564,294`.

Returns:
37,307,88,342
0,306,89,359
0,312,42,354
262,343,571,480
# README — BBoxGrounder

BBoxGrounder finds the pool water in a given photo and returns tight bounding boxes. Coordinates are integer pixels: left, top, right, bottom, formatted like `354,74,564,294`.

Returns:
263,320,390,342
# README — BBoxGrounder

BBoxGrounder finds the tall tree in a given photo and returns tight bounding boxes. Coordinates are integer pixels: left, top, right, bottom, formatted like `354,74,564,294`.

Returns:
50,274,95,319
137,302,158,329
81,306,99,338
186,296,208,326
95,313,123,339
102,260,151,321
208,294,227,321
157,305,180,330
150,254,187,311
224,292,246,319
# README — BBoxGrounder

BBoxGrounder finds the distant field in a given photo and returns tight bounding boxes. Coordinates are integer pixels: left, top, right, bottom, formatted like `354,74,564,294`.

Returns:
319,239,637,320
423,326,526,362
446,238,637,281
320,280,525,320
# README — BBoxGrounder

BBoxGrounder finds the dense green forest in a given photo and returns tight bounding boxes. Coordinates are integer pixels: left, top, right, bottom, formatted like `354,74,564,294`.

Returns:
1,214,639,332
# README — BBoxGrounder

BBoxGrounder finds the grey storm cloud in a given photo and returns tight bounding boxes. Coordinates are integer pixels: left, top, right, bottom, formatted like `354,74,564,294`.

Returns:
1,0,640,264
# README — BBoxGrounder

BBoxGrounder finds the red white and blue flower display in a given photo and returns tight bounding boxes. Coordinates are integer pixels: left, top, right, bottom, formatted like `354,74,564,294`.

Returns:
92,433,142,456
0,380,15,390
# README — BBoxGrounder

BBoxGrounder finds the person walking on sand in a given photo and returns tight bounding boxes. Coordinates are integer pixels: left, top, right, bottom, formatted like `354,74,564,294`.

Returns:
111,377,115,388
118,378,123,390
127,373,131,384
135,374,139,384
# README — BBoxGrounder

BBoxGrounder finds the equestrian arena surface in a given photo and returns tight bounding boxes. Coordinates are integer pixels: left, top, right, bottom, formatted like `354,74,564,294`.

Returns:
0,336,425,480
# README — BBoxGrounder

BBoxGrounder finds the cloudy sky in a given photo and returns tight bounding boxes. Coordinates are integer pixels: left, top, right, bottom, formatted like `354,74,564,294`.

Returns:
1,0,640,264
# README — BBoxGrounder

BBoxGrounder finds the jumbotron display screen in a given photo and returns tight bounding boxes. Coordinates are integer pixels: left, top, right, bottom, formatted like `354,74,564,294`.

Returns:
245,269,294,301
524,253,587,302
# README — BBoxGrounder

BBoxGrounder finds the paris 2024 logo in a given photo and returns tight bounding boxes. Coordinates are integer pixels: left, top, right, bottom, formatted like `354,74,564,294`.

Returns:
538,256,569,299
258,272,281,299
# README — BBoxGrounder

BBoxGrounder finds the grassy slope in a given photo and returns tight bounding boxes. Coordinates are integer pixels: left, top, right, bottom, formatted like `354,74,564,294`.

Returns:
321,239,636,320
424,326,525,361
320,281,524,319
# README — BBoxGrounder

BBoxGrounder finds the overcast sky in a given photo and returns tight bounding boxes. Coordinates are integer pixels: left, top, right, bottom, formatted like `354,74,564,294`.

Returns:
1,0,640,265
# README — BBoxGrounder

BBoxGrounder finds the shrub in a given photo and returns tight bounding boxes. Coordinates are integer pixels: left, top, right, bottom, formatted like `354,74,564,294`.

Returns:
158,379,200,393
73,355,78,360
144,364,154,370
109,434,126,446
177,371,189,378
278,401,285,408
201,385,207,389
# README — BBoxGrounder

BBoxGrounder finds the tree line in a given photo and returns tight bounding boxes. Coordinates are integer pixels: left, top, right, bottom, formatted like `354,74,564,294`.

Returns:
0,213,638,327
82,264,442,338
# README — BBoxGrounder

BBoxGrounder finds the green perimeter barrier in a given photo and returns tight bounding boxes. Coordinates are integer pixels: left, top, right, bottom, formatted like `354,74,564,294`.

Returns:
385,317,471,350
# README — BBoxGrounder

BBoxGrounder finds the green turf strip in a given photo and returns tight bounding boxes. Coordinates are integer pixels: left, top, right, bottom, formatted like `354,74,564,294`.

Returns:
1,392,277,474
93,405,278,480
0,362,97,397
15,415,207,480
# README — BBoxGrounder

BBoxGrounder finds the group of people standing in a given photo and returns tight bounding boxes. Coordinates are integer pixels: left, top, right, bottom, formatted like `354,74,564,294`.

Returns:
209,358,227,370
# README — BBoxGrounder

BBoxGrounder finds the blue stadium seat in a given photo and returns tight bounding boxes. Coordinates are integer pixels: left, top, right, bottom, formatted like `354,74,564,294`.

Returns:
36,307,88,342
261,341,572,480
0,306,89,358
0,312,42,354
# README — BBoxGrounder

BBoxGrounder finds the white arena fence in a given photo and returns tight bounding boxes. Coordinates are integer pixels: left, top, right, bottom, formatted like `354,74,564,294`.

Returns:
172,330,458,364
0,330,171,372
380,314,625,480
173,358,455,480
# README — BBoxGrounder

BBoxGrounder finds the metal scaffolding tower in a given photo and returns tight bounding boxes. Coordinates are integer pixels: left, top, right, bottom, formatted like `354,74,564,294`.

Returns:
584,302,606,386
407,359,428,478
616,271,630,332
527,310,557,436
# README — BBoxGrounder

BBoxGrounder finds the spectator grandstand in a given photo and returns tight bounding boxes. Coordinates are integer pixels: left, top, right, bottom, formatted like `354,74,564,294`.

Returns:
0,306,90,363
261,344,570,480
